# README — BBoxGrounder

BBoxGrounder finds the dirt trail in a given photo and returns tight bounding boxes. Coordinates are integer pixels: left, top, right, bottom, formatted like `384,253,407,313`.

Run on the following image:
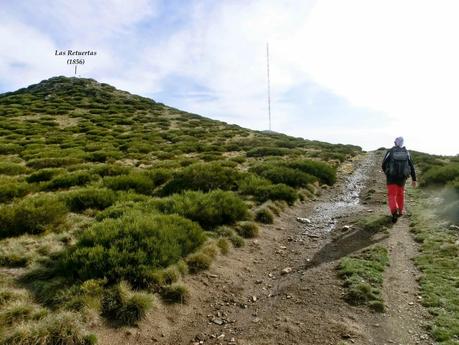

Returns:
97,152,433,345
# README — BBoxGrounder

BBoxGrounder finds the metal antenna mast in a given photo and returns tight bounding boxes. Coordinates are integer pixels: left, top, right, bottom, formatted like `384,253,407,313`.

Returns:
266,42,272,131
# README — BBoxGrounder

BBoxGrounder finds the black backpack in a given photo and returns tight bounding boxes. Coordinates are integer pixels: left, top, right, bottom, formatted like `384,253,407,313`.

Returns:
386,147,411,178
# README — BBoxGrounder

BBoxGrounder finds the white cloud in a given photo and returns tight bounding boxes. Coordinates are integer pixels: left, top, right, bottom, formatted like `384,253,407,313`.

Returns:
157,0,459,155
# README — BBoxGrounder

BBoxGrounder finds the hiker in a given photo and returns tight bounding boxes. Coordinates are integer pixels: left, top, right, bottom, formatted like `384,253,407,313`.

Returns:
382,137,417,223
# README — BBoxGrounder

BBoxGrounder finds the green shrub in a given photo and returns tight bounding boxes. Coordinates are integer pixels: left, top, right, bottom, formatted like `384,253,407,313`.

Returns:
161,162,241,195
64,188,117,212
86,150,122,162
250,164,316,188
0,177,30,203
155,190,249,229
422,163,459,187
60,212,205,287
46,171,93,190
238,174,272,195
0,163,29,176
255,208,274,224
101,281,153,325
246,147,290,157
26,168,64,183
0,143,22,155
285,159,337,185
186,252,212,273
0,194,68,238
0,311,94,345
235,221,259,238
26,157,83,169
91,164,130,177
253,184,298,205
144,168,172,186
104,172,155,194
160,283,189,304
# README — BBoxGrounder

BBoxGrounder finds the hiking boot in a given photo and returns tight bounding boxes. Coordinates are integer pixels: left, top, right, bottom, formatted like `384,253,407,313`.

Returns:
391,213,398,223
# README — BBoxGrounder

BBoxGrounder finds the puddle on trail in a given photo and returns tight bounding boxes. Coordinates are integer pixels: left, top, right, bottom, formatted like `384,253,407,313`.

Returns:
302,152,376,235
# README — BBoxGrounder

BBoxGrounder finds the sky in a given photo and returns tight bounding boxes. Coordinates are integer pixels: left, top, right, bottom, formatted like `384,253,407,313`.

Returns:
1,0,458,156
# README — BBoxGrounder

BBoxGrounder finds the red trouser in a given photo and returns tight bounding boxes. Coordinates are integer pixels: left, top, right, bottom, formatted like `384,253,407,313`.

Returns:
387,184,405,214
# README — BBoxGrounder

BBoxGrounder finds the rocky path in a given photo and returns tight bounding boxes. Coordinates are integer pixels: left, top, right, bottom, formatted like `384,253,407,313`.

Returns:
97,152,433,345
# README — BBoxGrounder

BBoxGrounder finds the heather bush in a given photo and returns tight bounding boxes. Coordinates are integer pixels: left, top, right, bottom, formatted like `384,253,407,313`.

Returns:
90,164,131,177
285,159,336,185
26,157,83,169
250,163,316,188
253,184,298,205
103,172,154,194
421,163,459,187
161,162,241,195
60,212,205,287
45,171,94,190
64,188,117,212
0,163,29,176
0,177,30,203
154,190,249,229
0,194,67,238
246,147,290,157
26,168,65,183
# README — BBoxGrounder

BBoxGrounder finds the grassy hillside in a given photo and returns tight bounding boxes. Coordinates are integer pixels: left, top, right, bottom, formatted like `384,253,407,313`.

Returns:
0,76,361,343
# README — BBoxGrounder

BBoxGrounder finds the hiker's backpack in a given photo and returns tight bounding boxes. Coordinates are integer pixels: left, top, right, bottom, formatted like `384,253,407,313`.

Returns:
386,147,411,178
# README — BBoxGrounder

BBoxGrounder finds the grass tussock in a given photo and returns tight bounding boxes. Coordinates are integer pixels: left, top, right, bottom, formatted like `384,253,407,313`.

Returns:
0,311,96,345
101,281,153,326
186,252,213,273
255,207,274,224
337,245,389,312
160,283,190,304
409,189,459,343
358,214,393,232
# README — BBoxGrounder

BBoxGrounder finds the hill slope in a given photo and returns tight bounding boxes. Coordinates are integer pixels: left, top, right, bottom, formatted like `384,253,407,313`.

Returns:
0,76,362,343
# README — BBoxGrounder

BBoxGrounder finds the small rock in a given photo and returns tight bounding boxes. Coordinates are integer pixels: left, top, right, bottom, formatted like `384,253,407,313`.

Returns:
212,318,224,325
281,267,292,275
449,224,459,230
408,302,415,306
296,217,311,224
252,317,261,323
279,245,287,250
342,225,351,231
217,334,225,339
255,279,263,284
251,296,257,302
